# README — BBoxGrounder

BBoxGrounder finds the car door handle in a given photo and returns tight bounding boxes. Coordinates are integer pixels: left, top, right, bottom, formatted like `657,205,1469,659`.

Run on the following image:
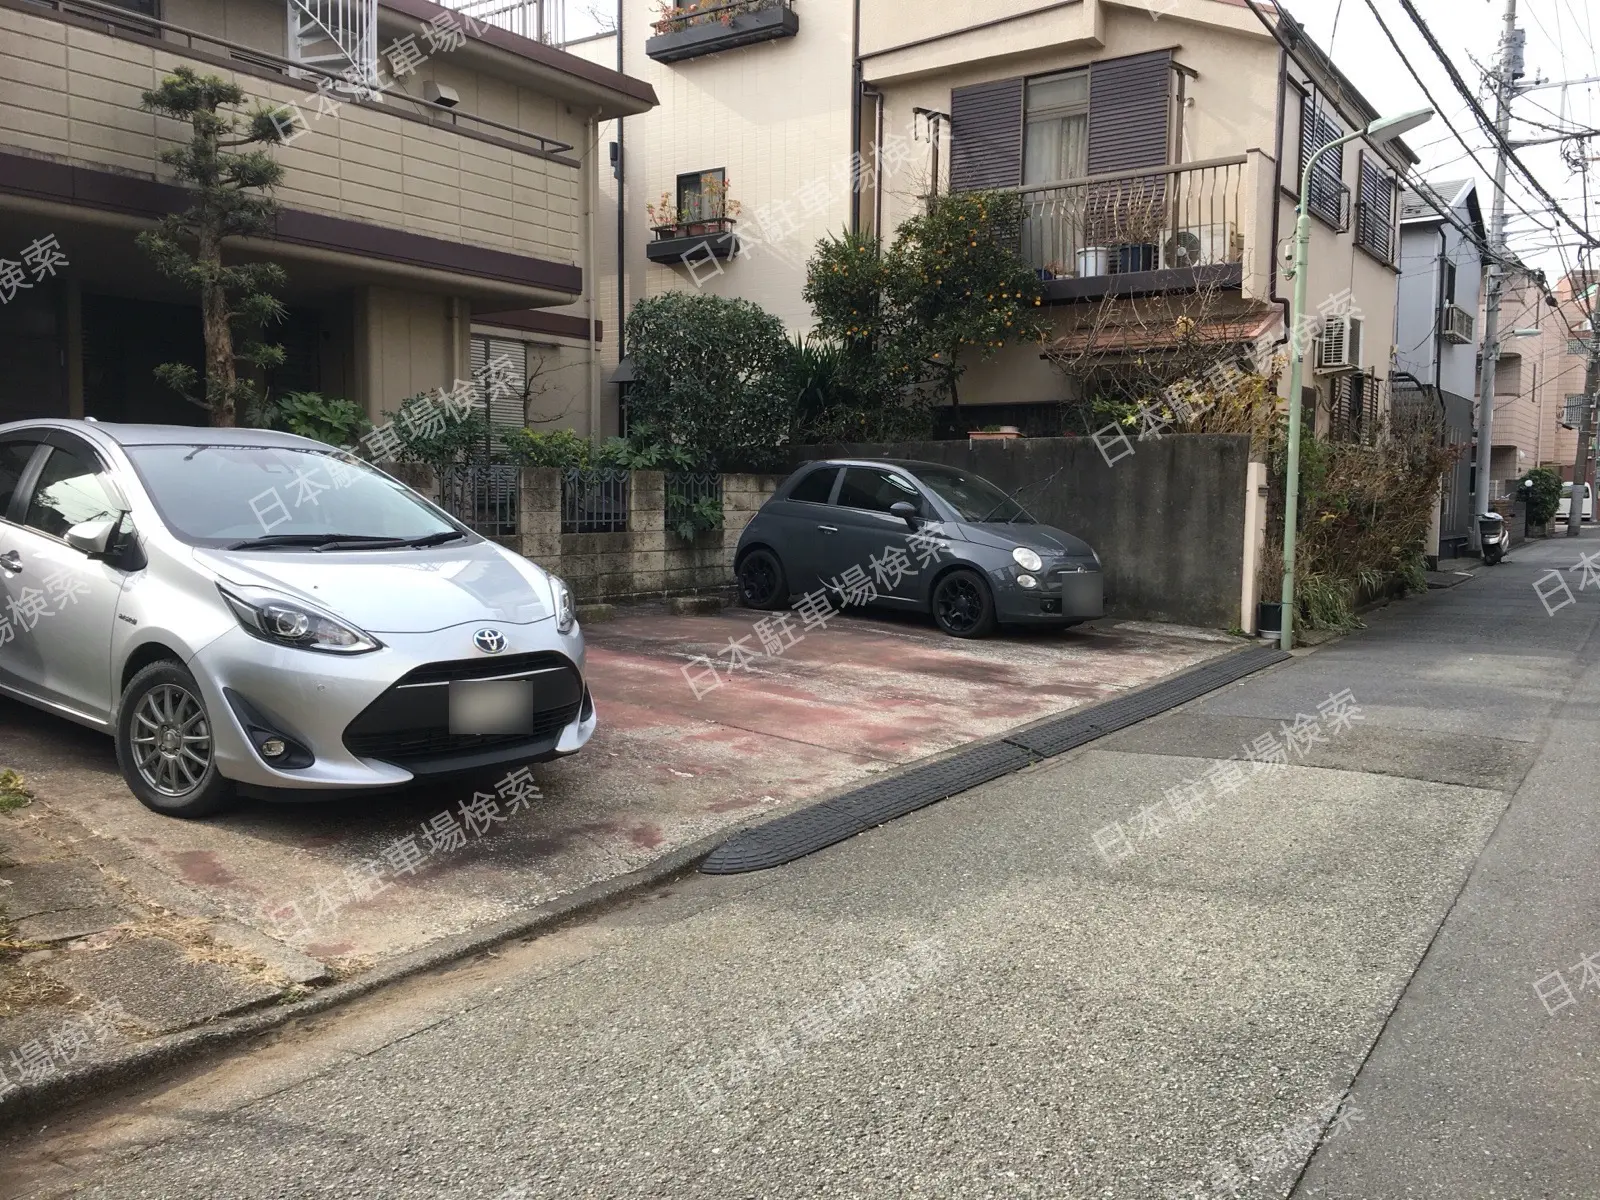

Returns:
816,525,838,534
0,551,20,574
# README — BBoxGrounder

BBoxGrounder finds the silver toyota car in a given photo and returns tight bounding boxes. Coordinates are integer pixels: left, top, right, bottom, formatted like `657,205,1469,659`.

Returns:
0,420,594,818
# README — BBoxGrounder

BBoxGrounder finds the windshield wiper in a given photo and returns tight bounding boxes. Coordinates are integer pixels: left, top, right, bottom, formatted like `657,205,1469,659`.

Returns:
225,533,400,551
400,531,469,548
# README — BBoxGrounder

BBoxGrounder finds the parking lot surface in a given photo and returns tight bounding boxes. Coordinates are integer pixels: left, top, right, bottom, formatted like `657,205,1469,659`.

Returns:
2,605,1238,971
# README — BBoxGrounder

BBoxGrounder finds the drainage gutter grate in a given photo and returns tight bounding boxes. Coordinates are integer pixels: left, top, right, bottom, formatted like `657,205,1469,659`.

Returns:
699,644,1289,875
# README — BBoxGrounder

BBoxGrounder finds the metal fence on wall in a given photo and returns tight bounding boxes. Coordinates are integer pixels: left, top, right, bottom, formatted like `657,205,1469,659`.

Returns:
439,460,520,538
562,468,630,534
663,471,723,537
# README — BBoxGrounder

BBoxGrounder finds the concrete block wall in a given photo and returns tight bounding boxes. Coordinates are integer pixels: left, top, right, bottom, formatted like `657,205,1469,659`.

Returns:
505,468,783,601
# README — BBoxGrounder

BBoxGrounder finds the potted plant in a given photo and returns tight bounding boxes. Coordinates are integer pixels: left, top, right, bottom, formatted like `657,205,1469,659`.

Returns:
968,424,1022,440
1104,187,1167,274
647,190,683,237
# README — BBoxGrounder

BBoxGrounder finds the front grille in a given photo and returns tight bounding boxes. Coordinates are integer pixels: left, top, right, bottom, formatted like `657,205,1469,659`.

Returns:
344,701,582,762
399,651,570,687
344,654,584,766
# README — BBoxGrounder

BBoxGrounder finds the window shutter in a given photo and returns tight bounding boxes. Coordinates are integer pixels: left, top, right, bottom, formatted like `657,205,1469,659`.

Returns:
471,335,528,429
1356,153,1396,260
1086,50,1172,174
1300,94,1345,226
950,77,1024,191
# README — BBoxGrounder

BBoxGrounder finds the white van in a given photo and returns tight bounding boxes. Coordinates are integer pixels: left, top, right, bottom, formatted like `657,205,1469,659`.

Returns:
1557,482,1594,522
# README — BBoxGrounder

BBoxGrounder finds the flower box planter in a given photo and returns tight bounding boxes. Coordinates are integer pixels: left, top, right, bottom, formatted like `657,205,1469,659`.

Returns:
646,220,740,265
646,3,799,63
968,427,1021,441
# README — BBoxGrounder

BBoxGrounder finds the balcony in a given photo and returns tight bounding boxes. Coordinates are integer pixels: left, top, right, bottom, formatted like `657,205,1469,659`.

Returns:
1,0,582,300
1014,156,1258,303
645,0,799,64
645,216,740,264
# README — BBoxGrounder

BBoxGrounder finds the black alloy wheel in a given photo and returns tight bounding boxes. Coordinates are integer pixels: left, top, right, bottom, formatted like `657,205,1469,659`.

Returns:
931,568,997,638
737,548,788,610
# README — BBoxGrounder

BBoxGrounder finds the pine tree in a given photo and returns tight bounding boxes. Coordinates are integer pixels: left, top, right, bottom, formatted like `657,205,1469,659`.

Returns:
137,66,290,426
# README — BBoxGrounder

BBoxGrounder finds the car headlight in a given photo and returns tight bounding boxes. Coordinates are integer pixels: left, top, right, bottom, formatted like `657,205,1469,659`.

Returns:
218,587,381,654
1012,547,1044,573
552,575,576,634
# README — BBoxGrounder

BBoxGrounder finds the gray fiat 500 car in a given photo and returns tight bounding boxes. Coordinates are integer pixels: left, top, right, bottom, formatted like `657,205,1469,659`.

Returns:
0,420,593,818
734,458,1103,637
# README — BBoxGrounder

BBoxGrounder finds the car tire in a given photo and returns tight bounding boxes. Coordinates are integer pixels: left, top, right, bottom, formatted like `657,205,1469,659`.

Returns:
931,569,997,638
115,661,235,819
737,548,789,611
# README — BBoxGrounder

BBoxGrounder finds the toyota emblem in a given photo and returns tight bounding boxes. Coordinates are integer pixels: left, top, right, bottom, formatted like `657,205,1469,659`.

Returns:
473,628,507,655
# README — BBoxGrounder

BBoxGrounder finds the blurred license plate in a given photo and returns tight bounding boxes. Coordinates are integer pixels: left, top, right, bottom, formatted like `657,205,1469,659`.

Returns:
449,680,534,735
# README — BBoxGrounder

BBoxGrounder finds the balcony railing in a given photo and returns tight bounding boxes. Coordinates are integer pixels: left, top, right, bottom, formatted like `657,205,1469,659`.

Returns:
1012,157,1249,284
14,0,573,156
645,0,799,63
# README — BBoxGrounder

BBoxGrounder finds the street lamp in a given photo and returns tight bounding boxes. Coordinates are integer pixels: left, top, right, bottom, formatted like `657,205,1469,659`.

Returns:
1278,106,1434,652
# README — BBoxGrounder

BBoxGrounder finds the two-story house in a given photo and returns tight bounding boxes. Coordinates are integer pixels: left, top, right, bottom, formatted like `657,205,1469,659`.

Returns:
576,0,1415,440
1394,177,1483,557
0,0,656,432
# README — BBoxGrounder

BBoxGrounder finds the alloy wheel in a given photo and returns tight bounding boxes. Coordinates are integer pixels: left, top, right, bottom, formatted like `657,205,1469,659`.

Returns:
934,575,985,634
130,683,213,798
739,551,781,608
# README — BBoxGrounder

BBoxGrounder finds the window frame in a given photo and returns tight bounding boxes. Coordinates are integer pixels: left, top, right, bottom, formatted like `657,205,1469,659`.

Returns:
675,167,728,223
1022,68,1091,186
785,466,841,506
0,439,49,527
18,442,126,548
834,467,925,516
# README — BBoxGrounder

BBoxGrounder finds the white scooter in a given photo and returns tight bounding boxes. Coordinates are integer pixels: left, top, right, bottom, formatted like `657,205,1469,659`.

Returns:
1479,512,1508,566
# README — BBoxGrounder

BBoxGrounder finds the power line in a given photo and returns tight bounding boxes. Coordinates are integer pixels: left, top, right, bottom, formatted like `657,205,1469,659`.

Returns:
1394,0,1600,248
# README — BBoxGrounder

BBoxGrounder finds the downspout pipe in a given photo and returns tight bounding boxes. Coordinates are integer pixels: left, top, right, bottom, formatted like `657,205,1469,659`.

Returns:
587,107,600,442
851,0,862,233
616,2,626,382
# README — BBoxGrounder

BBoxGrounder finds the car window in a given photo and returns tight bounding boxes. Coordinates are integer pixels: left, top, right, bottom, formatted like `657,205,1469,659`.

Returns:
0,441,42,522
122,444,459,547
787,467,838,505
836,468,922,515
23,447,121,541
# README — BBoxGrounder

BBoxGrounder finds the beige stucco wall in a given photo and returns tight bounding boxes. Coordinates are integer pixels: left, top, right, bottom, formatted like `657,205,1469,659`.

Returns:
358,286,469,419
607,0,856,334
161,0,287,56
0,5,581,268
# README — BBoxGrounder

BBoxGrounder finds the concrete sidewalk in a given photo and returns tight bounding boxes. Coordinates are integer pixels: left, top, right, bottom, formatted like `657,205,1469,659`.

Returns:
1290,534,1600,1197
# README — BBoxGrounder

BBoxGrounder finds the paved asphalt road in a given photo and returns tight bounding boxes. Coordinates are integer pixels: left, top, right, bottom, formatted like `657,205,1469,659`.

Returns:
4,534,1598,1200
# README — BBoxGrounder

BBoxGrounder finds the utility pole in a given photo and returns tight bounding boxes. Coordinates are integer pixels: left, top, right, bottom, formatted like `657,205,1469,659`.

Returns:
1472,0,1520,551
1568,340,1599,536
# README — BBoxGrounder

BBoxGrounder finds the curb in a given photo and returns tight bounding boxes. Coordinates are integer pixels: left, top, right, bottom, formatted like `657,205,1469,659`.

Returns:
0,830,726,1132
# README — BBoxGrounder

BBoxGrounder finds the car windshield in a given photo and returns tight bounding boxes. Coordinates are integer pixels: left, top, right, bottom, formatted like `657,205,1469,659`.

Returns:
914,465,1034,524
123,444,465,549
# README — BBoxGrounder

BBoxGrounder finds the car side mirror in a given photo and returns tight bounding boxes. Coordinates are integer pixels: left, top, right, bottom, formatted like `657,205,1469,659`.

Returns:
889,500,920,528
65,516,116,558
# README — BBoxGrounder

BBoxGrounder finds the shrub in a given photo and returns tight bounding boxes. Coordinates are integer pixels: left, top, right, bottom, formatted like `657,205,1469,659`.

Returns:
624,291,794,470
1519,466,1563,526
499,427,592,470
381,394,493,471
265,391,370,447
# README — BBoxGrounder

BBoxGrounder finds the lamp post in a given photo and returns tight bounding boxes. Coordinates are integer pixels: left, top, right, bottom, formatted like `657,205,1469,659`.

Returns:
1279,107,1433,652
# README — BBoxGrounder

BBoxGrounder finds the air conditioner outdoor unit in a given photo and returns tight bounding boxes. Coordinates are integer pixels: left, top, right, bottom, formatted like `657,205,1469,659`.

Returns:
1441,303,1475,345
1163,223,1236,270
1316,314,1363,373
